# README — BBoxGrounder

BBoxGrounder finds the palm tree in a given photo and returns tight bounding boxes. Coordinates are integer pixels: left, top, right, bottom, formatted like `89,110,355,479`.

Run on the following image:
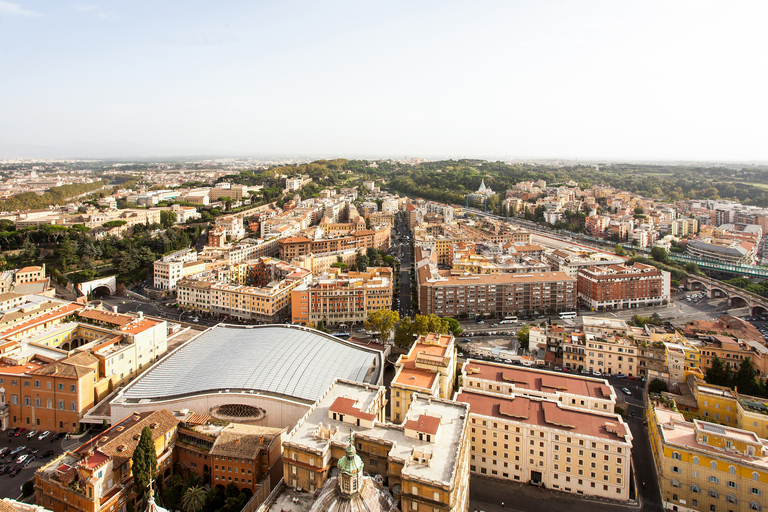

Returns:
181,485,207,512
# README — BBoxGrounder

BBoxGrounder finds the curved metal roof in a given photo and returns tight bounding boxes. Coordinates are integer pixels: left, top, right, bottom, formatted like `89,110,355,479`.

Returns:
121,325,381,403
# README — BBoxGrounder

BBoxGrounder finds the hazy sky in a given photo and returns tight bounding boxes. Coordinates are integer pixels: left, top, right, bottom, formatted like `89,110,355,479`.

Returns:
1,1,767,161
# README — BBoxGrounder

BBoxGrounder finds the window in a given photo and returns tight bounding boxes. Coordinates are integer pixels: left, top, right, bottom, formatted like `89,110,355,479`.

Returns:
709,489,718,498
672,451,681,460
671,479,680,488
727,495,736,504
751,487,763,496
692,456,699,465
754,472,760,481
691,485,700,493
750,502,761,511
711,461,717,470
728,481,737,489
709,476,719,484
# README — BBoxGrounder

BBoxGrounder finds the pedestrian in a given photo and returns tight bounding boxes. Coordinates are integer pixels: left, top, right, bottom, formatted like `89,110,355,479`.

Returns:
501,503,504,508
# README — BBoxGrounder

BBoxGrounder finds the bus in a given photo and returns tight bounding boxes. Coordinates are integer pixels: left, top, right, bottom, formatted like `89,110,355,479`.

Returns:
500,317,518,324
558,312,577,320
334,332,351,339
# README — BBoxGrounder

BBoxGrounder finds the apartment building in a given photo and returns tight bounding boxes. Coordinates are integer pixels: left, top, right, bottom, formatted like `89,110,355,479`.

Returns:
578,262,671,311
417,261,576,317
289,247,359,275
277,224,391,260
152,249,204,291
455,362,632,500
290,267,392,326
648,404,767,512
282,379,471,512
177,258,312,322
35,410,180,512
697,335,768,377
215,215,246,240
390,333,456,422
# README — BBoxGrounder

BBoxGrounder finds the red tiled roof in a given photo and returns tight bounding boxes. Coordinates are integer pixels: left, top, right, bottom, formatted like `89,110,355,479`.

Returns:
404,414,441,435
329,397,376,421
457,390,628,441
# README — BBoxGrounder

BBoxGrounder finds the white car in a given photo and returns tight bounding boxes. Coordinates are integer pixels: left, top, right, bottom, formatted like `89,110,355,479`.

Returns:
38,431,51,441
16,454,28,465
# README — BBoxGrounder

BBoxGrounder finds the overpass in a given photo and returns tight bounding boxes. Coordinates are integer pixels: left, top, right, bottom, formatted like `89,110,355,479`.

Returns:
684,275,768,317
76,275,117,298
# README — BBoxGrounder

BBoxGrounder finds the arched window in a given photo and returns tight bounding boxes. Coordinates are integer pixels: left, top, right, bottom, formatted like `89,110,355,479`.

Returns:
711,461,718,470
727,494,737,504
672,451,681,460
672,479,680,488
692,456,700,465
753,472,760,481
709,489,719,498
691,485,700,493
729,466,736,474
749,501,761,511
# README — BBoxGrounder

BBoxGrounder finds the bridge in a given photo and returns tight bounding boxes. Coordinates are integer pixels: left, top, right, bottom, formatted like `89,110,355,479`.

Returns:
684,275,768,317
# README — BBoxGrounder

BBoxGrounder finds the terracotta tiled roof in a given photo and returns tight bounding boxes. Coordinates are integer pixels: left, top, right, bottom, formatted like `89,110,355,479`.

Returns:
404,414,441,435
75,410,180,467
329,397,376,421
78,309,133,326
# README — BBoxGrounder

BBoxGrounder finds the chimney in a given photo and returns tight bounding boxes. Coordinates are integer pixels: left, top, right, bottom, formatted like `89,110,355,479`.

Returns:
138,311,143,320
112,306,118,314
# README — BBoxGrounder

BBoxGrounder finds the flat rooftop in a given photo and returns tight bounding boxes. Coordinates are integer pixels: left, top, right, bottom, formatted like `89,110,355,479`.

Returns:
286,380,468,487
117,324,383,404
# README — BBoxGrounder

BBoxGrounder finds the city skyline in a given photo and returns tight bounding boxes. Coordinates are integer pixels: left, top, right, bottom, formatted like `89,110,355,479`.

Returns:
1,1,767,161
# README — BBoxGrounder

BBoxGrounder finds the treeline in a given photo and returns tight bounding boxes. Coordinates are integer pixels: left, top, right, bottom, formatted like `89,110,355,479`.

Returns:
0,180,108,212
723,277,768,298
705,356,768,398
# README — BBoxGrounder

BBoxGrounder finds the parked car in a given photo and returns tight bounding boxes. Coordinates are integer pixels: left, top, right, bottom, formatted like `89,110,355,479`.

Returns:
6,428,19,438
0,448,8,458
15,454,28,465
22,455,35,467
41,450,55,459
27,447,39,454
52,432,67,441
9,466,21,477
38,431,51,441
622,387,632,396
9,446,25,456
15,428,25,437
628,375,638,381
615,373,626,379
592,370,602,377
26,430,38,439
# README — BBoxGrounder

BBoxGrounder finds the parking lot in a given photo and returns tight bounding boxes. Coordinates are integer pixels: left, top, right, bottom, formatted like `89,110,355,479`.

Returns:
0,428,88,499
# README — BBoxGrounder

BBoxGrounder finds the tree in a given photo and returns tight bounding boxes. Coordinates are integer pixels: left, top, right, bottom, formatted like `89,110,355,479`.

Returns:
365,309,399,342
131,426,157,502
355,251,370,271
160,210,177,228
651,246,668,263
649,378,669,394
705,355,730,386
517,325,530,351
634,206,644,215
614,244,626,257
734,357,759,396
394,316,414,347
181,486,207,512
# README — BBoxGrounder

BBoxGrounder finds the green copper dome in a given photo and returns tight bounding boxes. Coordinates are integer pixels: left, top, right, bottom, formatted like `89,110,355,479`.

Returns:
337,443,364,475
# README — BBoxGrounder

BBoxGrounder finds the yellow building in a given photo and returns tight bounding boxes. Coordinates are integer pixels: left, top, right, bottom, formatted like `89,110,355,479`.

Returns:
390,333,456,422
648,403,767,512
282,379,471,512
690,379,768,440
